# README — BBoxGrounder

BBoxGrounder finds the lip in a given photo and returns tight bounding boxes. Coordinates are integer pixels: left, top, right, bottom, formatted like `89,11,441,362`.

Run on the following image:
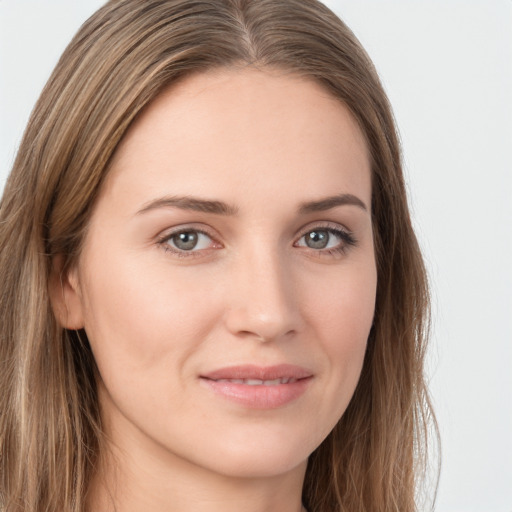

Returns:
199,364,313,409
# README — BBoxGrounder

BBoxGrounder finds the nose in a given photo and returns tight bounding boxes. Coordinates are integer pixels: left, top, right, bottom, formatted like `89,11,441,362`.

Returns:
223,248,301,343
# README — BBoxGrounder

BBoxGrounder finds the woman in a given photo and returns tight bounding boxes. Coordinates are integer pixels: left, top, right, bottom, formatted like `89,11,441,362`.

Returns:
0,0,436,511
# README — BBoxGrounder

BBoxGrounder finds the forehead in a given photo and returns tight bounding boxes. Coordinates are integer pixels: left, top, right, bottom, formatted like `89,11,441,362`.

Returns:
104,67,371,212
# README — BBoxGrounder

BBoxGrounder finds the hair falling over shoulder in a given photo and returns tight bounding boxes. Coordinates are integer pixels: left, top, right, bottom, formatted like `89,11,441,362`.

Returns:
0,1,438,510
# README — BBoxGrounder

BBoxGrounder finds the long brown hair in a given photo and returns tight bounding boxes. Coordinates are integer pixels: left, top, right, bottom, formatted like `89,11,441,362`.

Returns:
0,1,437,510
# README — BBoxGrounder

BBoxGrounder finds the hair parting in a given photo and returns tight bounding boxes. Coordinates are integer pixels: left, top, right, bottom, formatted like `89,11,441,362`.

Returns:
0,1,438,511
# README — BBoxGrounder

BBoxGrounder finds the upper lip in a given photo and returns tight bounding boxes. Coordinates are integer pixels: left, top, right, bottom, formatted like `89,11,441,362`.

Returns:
200,364,313,381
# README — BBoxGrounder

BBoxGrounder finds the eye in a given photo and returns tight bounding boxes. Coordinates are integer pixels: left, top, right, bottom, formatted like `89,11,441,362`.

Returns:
161,229,215,252
301,230,335,250
295,226,356,253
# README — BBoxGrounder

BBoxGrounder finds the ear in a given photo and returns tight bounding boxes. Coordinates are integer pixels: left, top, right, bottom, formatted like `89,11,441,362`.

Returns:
48,255,85,330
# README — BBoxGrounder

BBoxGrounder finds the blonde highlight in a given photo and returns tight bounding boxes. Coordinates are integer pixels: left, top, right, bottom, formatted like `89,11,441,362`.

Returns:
0,1,438,511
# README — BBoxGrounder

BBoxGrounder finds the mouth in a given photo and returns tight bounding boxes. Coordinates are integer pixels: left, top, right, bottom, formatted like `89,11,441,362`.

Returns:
209,377,301,385
199,364,313,409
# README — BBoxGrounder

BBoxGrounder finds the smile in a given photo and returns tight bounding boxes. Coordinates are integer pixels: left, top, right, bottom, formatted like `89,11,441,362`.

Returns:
209,377,299,385
200,365,313,409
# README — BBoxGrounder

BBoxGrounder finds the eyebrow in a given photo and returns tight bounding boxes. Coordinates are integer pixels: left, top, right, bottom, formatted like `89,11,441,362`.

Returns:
136,192,368,216
298,194,368,214
136,195,239,216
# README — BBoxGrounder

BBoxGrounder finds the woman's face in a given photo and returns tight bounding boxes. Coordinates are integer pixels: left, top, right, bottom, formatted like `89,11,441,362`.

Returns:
62,68,376,479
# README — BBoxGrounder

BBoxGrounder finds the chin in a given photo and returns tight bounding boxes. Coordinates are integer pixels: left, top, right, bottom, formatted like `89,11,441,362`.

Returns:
209,450,309,480
189,425,319,479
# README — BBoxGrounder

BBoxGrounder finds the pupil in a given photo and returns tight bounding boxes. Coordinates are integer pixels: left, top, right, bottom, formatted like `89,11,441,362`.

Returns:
174,232,198,250
307,230,328,249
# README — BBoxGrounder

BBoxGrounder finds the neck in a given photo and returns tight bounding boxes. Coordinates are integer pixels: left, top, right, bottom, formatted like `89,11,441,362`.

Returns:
87,436,307,512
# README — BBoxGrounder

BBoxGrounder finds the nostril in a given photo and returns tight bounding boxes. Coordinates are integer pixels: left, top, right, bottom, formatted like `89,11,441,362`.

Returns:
232,325,297,343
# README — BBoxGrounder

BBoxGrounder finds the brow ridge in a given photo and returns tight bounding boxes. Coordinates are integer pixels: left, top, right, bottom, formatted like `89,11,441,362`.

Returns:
298,194,368,214
137,193,367,217
137,195,238,216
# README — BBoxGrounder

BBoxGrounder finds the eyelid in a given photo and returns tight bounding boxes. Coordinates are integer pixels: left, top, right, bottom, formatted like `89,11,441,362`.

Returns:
293,221,357,253
154,221,356,259
295,221,353,240
156,224,223,256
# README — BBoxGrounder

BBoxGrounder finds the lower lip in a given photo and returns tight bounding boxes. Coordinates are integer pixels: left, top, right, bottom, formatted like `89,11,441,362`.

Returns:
200,378,312,409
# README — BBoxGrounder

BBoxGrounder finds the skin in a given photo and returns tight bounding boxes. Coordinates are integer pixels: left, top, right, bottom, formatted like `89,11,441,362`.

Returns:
53,68,376,512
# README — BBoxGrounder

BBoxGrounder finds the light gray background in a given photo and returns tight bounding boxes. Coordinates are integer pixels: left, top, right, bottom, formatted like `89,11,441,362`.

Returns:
1,1,511,511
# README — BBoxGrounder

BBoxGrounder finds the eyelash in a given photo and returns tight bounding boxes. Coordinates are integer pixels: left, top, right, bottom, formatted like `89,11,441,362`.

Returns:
157,224,357,258
295,224,357,258
157,227,219,259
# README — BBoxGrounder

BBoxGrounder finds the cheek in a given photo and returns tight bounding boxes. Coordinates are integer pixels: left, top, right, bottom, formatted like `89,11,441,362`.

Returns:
78,252,217,382
305,258,376,346
301,258,376,416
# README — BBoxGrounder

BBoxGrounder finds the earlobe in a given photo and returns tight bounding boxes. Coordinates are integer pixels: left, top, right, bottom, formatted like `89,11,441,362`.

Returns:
48,255,85,330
